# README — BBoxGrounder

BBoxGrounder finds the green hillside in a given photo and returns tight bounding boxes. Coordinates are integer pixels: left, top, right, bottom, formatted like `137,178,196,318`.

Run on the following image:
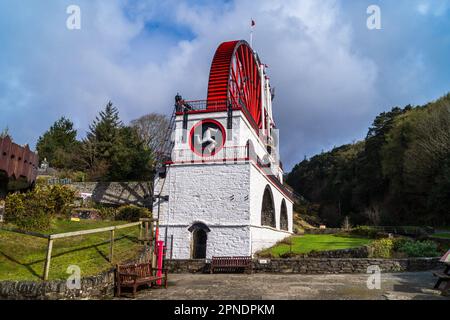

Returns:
287,93,450,227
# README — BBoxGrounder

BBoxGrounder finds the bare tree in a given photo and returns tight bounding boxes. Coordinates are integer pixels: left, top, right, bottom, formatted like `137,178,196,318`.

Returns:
341,216,352,231
130,113,169,153
364,205,381,226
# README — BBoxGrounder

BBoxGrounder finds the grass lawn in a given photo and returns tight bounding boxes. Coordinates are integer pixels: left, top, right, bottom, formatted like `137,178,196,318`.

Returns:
0,218,143,281
260,234,372,258
432,232,450,239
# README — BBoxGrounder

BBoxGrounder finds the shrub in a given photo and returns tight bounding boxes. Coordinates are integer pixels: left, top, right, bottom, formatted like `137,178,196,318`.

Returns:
5,191,51,231
396,239,440,257
58,170,86,182
4,193,26,225
116,205,151,222
370,238,394,258
47,185,76,218
256,251,274,258
96,206,117,220
35,176,49,185
4,185,75,231
351,226,380,239
280,252,296,258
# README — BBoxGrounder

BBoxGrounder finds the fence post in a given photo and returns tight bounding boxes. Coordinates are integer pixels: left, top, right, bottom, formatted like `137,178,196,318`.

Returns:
43,239,53,281
109,230,115,263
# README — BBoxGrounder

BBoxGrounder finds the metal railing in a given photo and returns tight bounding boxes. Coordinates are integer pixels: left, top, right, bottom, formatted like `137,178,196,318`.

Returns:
171,145,249,163
176,100,229,112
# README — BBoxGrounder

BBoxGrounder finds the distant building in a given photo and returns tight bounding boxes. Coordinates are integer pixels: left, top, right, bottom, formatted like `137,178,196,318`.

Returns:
0,136,38,197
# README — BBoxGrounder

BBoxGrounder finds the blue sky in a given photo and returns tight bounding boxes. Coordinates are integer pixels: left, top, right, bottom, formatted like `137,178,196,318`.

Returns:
1,0,449,170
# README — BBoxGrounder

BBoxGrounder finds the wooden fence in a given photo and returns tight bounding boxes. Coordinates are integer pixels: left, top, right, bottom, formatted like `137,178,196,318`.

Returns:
0,218,158,280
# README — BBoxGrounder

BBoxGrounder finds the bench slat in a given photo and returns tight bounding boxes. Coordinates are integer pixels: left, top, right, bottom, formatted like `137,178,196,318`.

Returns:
433,272,450,280
211,256,252,274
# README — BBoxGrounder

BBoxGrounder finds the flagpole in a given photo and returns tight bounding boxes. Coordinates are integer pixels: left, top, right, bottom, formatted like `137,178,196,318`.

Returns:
250,19,255,48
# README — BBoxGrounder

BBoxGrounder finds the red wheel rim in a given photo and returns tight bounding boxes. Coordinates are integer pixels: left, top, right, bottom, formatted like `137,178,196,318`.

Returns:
207,40,262,129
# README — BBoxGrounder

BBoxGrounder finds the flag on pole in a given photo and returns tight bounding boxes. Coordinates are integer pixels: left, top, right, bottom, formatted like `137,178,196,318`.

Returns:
250,19,255,48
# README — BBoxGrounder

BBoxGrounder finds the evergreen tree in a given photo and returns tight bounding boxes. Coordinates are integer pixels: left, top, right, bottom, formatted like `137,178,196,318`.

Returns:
81,101,152,181
36,117,78,168
86,101,122,159
0,127,11,139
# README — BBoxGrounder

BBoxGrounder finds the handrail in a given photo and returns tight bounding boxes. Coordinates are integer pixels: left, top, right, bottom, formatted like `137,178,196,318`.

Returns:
171,145,249,163
49,221,141,239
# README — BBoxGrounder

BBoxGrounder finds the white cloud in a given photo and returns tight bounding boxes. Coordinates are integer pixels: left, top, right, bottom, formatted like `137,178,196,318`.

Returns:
416,0,450,16
5,0,442,170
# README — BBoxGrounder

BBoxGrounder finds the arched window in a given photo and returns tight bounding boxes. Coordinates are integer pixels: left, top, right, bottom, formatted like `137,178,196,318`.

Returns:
261,185,276,228
280,199,288,231
188,222,210,259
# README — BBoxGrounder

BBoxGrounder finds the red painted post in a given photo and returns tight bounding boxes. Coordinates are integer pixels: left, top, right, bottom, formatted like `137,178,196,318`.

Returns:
156,240,164,285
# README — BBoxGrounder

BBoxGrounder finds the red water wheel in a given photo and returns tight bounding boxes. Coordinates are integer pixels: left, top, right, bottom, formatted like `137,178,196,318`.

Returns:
207,40,262,128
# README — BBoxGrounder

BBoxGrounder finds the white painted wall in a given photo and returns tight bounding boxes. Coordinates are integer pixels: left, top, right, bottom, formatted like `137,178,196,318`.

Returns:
159,225,251,259
250,226,292,254
249,164,293,232
153,110,294,259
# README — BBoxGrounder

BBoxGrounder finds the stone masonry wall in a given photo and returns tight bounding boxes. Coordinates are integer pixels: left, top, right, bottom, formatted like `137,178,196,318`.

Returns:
0,248,151,300
70,182,153,207
0,269,115,300
164,257,442,274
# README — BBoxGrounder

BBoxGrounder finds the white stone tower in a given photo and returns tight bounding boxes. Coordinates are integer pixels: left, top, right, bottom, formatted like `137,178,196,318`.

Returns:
153,40,293,259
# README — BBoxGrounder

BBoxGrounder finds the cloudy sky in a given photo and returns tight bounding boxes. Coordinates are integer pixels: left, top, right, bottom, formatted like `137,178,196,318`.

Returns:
1,0,449,170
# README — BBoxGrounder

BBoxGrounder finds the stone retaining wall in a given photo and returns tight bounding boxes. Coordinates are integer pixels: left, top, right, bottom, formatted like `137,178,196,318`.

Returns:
0,269,115,300
0,249,150,300
165,257,442,274
252,257,441,274
293,246,370,258
70,182,153,207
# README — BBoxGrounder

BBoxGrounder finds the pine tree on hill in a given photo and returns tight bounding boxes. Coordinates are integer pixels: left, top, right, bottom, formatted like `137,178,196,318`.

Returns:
86,101,123,159
81,101,153,181
36,117,78,168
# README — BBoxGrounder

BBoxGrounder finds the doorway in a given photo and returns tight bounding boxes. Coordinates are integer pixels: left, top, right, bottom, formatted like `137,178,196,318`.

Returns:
189,222,210,259
192,228,207,259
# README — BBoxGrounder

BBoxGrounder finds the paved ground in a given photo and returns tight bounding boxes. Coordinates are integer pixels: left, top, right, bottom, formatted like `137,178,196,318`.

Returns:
129,272,449,300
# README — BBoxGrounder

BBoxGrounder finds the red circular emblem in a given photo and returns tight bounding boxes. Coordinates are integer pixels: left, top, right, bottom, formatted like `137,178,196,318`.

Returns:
189,119,226,157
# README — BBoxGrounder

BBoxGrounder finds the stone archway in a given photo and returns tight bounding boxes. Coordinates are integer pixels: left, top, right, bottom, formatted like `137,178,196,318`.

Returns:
188,222,210,259
261,185,276,228
280,199,288,231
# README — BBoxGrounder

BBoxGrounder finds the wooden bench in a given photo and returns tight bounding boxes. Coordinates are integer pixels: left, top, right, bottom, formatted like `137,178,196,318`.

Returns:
115,262,168,298
433,271,450,291
210,256,253,274
433,250,450,294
